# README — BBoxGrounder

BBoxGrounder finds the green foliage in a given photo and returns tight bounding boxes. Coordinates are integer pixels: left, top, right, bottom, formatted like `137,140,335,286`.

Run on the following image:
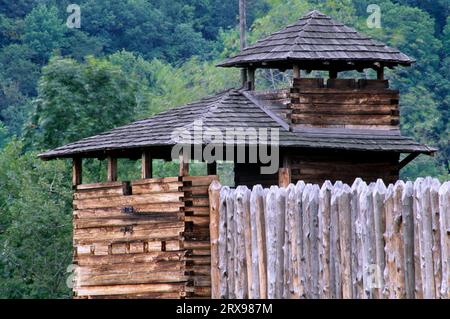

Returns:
0,140,72,298
26,56,138,149
0,0,448,299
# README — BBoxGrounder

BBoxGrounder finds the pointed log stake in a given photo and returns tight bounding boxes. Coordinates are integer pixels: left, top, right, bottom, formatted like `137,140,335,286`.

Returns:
438,182,450,299
218,187,230,298
107,157,117,182
72,158,82,187
319,180,333,299
141,151,152,179
402,181,415,299
209,180,222,299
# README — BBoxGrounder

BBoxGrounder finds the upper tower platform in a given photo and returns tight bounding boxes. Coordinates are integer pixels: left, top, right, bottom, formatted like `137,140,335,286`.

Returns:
218,10,414,73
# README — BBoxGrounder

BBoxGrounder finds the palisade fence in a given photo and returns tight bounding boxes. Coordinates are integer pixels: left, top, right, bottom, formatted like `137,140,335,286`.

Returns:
208,177,450,299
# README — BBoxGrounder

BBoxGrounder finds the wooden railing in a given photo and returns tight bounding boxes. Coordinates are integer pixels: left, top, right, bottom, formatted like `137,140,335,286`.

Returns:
208,177,450,299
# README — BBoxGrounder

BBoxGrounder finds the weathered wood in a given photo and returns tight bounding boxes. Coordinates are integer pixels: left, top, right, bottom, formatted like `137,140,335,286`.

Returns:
318,180,332,299
302,184,313,298
208,180,221,299
107,157,118,182
284,184,295,298
430,178,442,299
218,187,229,298
275,187,286,298
253,185,267,299
329,181,342,298
179,152,189,177
413,178,424,299
72,158,82,187
372,179,386,298
294,181,306,298
309,185,320,299
235,186,249,298
438,182,449,299
350,178,363,299
278,168,291,188
420,178,436,298
226,188,236,298
243,187,253,298
402,181,415,299
141,151,152,179
265,187,278,299
338,184,352,299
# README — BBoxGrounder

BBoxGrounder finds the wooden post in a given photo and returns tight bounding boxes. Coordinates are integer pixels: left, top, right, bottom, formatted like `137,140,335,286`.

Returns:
239,0,247,87
252,185,267,298
438,182,449,299
235,186,249,299
107,157,117,182
247,67,256,91
179,151,189,177
402,181,415,299
319,181,333,299
278,156,291,187
207,162,217,176
338,185,352,299
209,180,222,299
329,70,338,79
72,158,82,187
141,151,152,179
293,64,301,79
226,189,236,298
377,66,385,80
219,187,230,298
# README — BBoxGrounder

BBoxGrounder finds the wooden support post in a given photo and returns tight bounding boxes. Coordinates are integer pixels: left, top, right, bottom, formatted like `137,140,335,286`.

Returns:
207,162,217,176
141,151,152,179
179,151,189,177
72,158,82,187
329,70,338,79
377,66,385,80
107,157,117,182
293,64,301,79
239,0,247,87
278,156,291,187
247,67,255,91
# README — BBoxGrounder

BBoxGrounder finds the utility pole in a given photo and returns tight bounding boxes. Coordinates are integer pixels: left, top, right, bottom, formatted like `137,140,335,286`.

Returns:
239,0,248,87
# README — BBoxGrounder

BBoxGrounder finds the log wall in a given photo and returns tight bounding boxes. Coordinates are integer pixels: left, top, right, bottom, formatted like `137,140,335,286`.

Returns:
289,78,400,131
290,152,400,185
72,175,217,299
210,177,450,299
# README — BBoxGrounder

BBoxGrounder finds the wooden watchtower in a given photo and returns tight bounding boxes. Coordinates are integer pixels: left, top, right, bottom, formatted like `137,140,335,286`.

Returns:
39,10,436,299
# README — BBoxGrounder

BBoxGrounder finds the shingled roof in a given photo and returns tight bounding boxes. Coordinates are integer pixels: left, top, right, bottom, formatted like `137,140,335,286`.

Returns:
39,89,434,160
218,10,414,69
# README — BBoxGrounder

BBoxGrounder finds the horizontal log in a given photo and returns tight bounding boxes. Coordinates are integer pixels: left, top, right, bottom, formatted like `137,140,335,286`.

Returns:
291,107,398,116
75,251,184,266
183,175,218,186
132,182,183,195
76,181,127,191
291,114,399,126
75,283,185,297
185,216,210,227
74,187,128,200
184,197,210,207
184,241,211,250
74,213,183,229
74,223,184,244
131,177,180,186
89,292,181,299
185,206,210,216
74,193,184,210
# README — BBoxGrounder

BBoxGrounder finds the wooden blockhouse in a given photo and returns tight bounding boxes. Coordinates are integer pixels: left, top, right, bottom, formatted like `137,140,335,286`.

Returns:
39,10,436,298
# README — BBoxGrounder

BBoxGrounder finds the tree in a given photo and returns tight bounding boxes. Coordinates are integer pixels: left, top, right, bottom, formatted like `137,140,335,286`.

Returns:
22,4,66,64
26,56,139,150
0,140,72,298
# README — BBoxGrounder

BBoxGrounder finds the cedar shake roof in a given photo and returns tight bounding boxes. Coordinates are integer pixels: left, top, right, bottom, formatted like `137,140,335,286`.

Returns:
218,10,414,69
39,89,435,160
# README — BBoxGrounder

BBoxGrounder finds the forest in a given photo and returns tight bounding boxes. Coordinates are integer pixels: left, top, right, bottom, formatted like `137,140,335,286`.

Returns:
0,0,448,298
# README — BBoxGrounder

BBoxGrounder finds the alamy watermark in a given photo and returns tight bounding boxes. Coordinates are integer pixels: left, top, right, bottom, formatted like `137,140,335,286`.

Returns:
66,4,81,29
170,120,280,175
367,4,382,29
